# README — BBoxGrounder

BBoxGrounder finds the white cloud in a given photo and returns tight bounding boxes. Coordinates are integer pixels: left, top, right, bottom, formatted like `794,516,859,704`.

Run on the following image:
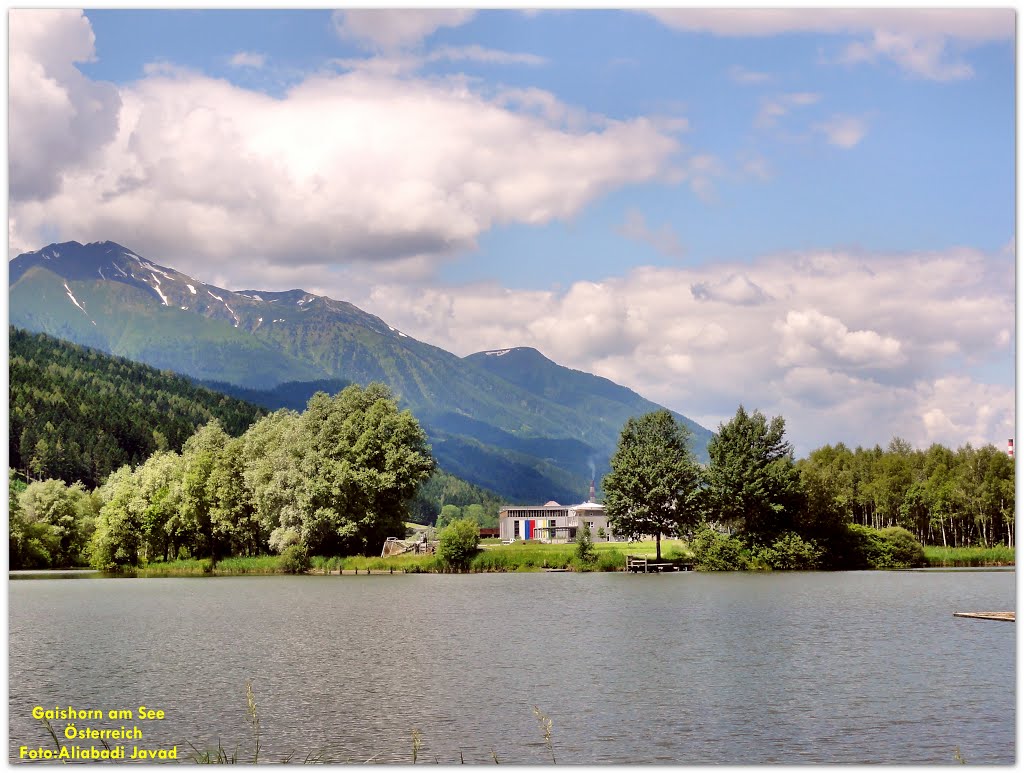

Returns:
344,246,1013,454
646,8,1013,81
616,209,686,258
840,30,974,81
229,51,266,69
775,309,904,369
8,9,121,200
332,9,476,52
813,114,869,149
9,60,681,267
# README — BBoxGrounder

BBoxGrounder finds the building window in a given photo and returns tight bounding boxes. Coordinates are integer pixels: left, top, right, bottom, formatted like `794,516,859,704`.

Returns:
514,520,520,539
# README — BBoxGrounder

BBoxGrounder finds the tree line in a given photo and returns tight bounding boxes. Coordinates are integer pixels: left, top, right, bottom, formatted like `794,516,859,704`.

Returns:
603,406,1014,570
11,383,434,570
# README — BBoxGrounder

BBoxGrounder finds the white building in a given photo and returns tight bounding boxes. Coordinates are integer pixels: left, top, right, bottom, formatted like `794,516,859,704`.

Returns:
498,499,614,543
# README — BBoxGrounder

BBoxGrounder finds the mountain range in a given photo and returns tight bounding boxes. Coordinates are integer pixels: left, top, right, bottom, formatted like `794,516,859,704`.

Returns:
9,240,713,503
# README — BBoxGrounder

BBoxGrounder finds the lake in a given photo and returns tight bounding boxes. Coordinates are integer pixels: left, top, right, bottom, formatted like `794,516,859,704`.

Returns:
8,569,1015,764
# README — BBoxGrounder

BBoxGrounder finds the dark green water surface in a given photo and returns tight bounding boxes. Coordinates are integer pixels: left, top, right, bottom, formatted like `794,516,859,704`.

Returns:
8,570,1015,763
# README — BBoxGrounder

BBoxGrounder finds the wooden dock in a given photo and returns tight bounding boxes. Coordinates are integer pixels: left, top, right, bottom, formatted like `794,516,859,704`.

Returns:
625,555,694,573
953,611,1015,622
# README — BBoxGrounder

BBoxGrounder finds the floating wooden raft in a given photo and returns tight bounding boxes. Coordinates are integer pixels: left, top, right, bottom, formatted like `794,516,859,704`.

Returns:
953,611,1015,622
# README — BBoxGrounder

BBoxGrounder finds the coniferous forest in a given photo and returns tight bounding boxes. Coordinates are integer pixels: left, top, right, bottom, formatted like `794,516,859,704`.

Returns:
9,327,267,488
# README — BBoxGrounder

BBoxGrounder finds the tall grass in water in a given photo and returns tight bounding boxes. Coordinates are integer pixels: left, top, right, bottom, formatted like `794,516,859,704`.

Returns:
133,556,282,577
246,680,260,764
533,706,555,764
924,545,1014,567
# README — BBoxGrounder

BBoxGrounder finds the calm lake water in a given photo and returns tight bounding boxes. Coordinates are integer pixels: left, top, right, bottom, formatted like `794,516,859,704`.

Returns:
8,570,1015,764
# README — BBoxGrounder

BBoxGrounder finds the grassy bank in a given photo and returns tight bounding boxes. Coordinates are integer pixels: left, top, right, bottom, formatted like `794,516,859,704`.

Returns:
924,545,1015,567
128,544,644,576
115,539,1013,576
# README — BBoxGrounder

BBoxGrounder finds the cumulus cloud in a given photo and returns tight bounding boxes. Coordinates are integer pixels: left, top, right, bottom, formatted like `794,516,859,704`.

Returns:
345,246,1013,454
775,309,903,369
645,8,1013,81
332,9,476,52
8,9,121,201
9,57,681,267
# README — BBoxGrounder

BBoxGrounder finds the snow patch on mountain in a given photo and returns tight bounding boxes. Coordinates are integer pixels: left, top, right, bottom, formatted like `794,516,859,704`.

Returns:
149,273,170,306
64,283,86,314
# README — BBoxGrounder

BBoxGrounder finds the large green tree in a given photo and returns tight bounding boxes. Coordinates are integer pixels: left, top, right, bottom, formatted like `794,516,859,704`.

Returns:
705,405,803,546
18,478,98,567
602,409,702,560
292,383,435,555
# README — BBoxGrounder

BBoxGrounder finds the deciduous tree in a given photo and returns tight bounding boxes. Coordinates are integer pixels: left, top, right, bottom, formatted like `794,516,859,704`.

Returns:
602,410,702,560
705,405,803,547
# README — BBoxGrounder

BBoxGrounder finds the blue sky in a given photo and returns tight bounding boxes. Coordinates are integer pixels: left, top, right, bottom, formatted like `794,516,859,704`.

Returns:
8,9,1015,453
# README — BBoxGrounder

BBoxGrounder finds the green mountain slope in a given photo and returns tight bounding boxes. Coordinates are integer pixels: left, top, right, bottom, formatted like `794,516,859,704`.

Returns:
10,241,712,502
9,327,268,488
464,347,713,464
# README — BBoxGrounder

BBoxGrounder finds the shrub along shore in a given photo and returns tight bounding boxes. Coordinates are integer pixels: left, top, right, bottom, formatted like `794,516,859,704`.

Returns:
119,538,1012,577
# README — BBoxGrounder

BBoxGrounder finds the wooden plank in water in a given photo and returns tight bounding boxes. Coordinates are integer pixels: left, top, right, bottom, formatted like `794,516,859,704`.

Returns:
953,611,1015,622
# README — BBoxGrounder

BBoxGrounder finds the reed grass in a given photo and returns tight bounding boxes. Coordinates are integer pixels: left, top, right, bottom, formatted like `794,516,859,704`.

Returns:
924,545,1015,567
132,556,282,577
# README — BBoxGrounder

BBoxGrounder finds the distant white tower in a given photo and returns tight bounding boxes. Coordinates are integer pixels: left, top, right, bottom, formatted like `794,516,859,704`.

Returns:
1008,439,1014,459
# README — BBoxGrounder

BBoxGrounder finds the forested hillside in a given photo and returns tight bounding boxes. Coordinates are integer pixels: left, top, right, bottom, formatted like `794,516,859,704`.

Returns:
9,327,267,487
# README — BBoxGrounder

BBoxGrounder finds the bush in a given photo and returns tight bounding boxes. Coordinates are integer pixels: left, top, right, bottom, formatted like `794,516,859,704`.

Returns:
755,532,824,570
875,526,927,568
277,544,310,574
843,524,926,569
690,525,750,571
575,522,598,565
437,519,480,571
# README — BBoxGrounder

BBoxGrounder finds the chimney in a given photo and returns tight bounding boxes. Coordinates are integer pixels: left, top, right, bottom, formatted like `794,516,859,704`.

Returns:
589,479,596,502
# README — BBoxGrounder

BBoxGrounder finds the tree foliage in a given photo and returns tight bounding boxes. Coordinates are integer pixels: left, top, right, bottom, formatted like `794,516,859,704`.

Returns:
797,439,1015,548
408,469,504,526
574,520,598,565
81,383,435,567
437,518,480,570
602,410,703,560
705,405,803,547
